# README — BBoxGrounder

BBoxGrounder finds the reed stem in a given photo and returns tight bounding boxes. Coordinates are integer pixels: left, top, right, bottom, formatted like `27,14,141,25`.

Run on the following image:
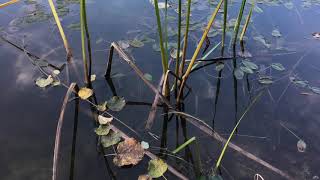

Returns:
232,0,247,46
80,0,89,84
222,0,228,50
240,0,254,42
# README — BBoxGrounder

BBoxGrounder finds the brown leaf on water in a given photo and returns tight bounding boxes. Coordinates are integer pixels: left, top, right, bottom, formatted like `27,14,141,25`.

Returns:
113,138,144,167
138,174,152,180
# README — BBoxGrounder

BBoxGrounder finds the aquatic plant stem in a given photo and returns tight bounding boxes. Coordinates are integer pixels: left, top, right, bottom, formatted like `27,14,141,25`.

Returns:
179,0,191,77
213,91,263,173
222,0,228,51
154,0,168,74
48,0,72,61
233,0,247,46
177,0,223,102
172,137,196,154
80,0,89,84
240,0,254,42
175,0,182,95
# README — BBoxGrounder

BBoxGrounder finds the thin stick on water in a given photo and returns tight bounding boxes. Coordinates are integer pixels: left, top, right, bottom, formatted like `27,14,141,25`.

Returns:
172,137,196,154
52,83,77,180
48,0,72,61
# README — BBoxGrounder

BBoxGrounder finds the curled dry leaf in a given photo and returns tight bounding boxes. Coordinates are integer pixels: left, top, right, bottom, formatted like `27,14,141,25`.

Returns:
138,174,152,180
78,87,93,100
113,138,144,167
297,139,307,152
90,74,96,82
148,158,168,178
98,115,113,125
97,101,107,112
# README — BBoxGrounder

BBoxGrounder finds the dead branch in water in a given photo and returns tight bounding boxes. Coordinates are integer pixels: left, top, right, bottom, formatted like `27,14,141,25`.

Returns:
104,42,172,108
171,111,294,180
52,83,78,180
110,125,189,180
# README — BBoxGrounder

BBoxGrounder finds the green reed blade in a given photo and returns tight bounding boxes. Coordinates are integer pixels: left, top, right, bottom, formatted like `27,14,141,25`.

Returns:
172,136,196,154
232,0,247,46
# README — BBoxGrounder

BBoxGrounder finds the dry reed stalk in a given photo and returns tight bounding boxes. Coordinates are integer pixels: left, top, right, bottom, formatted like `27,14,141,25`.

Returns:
0,0,19,8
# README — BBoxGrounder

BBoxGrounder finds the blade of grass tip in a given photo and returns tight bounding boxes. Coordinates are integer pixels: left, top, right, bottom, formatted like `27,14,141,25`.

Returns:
222,0,228,49
182,0,223,81
179,0,191,77
172,136,196,154
0,0,19,8
154,0,168,74
240,0,254,42
48,0,72,61
174,0,182,94
80,0,89,84
232,0,247,46
212,91,264,174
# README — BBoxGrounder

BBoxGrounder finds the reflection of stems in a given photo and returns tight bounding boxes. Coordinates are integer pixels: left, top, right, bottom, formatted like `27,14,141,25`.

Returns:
69,86,79,180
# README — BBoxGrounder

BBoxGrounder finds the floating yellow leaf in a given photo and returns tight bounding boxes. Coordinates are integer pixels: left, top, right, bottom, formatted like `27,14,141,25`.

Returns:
148,158,168,178
78,87,93,100
35,75,54,88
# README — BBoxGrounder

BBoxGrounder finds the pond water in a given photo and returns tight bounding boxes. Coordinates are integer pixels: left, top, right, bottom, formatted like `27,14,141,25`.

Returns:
1,0,320,179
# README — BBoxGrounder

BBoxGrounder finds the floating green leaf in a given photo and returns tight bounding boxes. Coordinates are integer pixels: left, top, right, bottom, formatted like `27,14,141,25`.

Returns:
259,77,273,85
97,101,107,112
141,141,149,149
253,35,271,48
240,66,254,74
215,62,224,72
107,96,126,111
272,29,282,37
234,68,244,80
242,60,258,70
144,73,153,81
310,87,320,94
101,131,121,148
129,39,144,48
35,75,54,88
271,63,285,71
94,124,111,136
148,158,168,178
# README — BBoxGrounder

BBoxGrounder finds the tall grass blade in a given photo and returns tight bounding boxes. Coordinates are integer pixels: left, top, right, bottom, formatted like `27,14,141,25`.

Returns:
232,0,247,46
240,0,254,42
221,0,228,51
0,0,19,8
212,91,264,174
80,0,89,84
172,136,196,154
182,0,223,80
154,0,168,74
174,0,182,94
48,0,72,61
179,0,192,77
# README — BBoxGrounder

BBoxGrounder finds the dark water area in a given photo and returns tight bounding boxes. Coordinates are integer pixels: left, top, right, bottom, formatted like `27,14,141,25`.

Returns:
1,0,320,179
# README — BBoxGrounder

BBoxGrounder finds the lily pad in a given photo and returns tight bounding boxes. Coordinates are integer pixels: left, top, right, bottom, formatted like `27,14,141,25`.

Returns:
113,138,145,167
240,66,254,74
78,87,93,100
234,68,244,80
144,73,153,81
170,48,182,59
272,29,282,37
118,40,130,49
90,74,96,82
310,87,320,94
215,62,225,72
297,139,306,152
95,124,111,136
129,39,144,48
259,77,273,85
242,60,258,70
148,158,168,178
101,131,121,148
97,101,107,112
141,141,150,149
35,75,54,88
271,63,285,71
107,96,126,111
98,115,113,125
